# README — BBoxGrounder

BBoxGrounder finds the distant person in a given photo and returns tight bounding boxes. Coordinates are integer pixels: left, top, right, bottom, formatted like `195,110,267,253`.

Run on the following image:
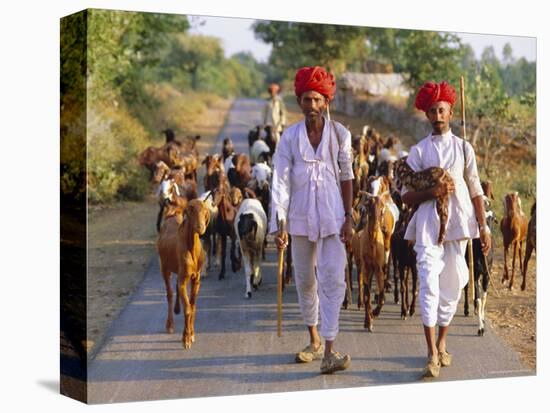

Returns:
262,83,287,146
400,81,491,379
270,66,354,374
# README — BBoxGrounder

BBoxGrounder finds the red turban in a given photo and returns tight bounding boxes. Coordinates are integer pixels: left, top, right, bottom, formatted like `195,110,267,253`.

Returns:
294,66,336,101
415,81,457,112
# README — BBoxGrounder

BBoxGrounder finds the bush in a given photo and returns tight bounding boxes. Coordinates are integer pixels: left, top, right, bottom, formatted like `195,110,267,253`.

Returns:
87,101,150,204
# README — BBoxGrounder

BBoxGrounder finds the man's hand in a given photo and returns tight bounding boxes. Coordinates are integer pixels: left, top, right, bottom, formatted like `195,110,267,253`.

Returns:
480,227,492,255
431,179,455,199
340,217,353,244
275,230,288,250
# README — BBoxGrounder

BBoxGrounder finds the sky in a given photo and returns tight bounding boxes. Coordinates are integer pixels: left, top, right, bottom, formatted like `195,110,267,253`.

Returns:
188,15,537,63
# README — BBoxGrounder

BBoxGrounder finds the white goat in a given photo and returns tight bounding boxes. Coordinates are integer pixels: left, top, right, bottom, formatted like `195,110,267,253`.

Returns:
250,139,271,164
223,155,234,174
234,198,267,298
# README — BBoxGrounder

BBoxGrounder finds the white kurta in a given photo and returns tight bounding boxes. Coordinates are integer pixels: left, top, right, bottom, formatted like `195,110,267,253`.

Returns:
402,130,484,246
269,118,354,241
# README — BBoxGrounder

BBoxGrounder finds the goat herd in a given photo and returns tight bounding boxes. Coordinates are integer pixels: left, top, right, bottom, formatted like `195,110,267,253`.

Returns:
137,123,536,349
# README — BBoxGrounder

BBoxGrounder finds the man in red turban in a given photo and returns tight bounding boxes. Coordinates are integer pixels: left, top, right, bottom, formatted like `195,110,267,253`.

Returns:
270,66,354,374
400,81,491,379
294,66,336,101
414,81,457,113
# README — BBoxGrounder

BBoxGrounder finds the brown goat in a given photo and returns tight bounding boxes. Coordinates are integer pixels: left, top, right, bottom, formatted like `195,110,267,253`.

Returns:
358,193,388,332
521,201,536,291
227,153,252,191
202,154,224,192
500,192,528,290
156,199,210,349
351,137,370,200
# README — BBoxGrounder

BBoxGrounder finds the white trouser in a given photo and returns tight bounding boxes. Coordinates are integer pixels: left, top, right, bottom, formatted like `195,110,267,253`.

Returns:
291,234,346,341
414,240,469,327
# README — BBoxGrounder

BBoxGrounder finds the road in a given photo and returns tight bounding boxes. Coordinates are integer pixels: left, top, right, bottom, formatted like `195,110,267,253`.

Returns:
87,98,531,404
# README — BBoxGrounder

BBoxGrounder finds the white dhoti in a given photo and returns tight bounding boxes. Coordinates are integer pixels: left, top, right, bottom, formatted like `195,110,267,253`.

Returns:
291,234,346,341
414,240,469,327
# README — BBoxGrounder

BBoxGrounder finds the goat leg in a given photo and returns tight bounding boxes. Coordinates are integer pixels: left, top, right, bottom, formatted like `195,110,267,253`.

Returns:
189,275,201,344
218,234,227,280
522,241,534,291
502,245,509,284
509,242,518,290
400,265,407,320
373,267,385,318
179,276,193,349
161,268,175,334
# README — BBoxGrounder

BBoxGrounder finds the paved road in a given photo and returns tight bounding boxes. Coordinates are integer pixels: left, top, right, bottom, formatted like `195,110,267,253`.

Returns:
87,99,531,404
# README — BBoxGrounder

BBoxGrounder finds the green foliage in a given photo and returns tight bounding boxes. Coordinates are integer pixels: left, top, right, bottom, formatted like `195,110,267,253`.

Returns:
87,102,150,203
61,11,88,201
367,28,464,91
253,20,368,74
62,9,266,203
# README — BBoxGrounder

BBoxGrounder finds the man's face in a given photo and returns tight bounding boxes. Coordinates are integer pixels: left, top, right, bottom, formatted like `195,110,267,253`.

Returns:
297,90,328,120
426,101,453,134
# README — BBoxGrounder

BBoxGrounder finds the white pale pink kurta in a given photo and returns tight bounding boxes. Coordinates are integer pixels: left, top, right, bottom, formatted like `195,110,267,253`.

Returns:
269,118,354,239
269,117,354,340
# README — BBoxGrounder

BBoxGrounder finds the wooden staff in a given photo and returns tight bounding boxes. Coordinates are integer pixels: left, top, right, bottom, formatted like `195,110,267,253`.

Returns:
276,213,285,337
460,76,475,304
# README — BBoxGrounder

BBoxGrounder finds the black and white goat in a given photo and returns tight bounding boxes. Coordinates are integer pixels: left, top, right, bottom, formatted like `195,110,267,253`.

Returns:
234,198,267,298
463,194,496,336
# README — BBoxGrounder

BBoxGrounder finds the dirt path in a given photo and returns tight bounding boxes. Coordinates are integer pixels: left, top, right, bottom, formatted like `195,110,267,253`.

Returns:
485,248,536,370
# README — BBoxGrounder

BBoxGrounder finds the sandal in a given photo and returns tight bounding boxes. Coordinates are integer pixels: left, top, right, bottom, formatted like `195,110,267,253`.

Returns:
295,343,324,363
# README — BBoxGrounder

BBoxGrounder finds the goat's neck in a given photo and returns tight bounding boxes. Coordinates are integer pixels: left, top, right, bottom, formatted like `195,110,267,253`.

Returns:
367,214,381,235
181,218,200,251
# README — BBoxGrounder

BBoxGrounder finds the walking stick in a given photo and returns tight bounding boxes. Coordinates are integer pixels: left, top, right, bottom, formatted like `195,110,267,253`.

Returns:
460,76,475,304
276,213,285,337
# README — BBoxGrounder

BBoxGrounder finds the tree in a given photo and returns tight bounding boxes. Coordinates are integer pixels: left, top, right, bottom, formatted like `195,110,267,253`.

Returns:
466,64,514,175
397,31,464,91
167,34,225,89
253,21,368,74
502,42,515,65
481,46,500,69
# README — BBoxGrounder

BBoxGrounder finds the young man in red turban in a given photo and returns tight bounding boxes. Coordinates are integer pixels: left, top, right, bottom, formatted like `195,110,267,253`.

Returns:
270,66,354,374
400,81,491,378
